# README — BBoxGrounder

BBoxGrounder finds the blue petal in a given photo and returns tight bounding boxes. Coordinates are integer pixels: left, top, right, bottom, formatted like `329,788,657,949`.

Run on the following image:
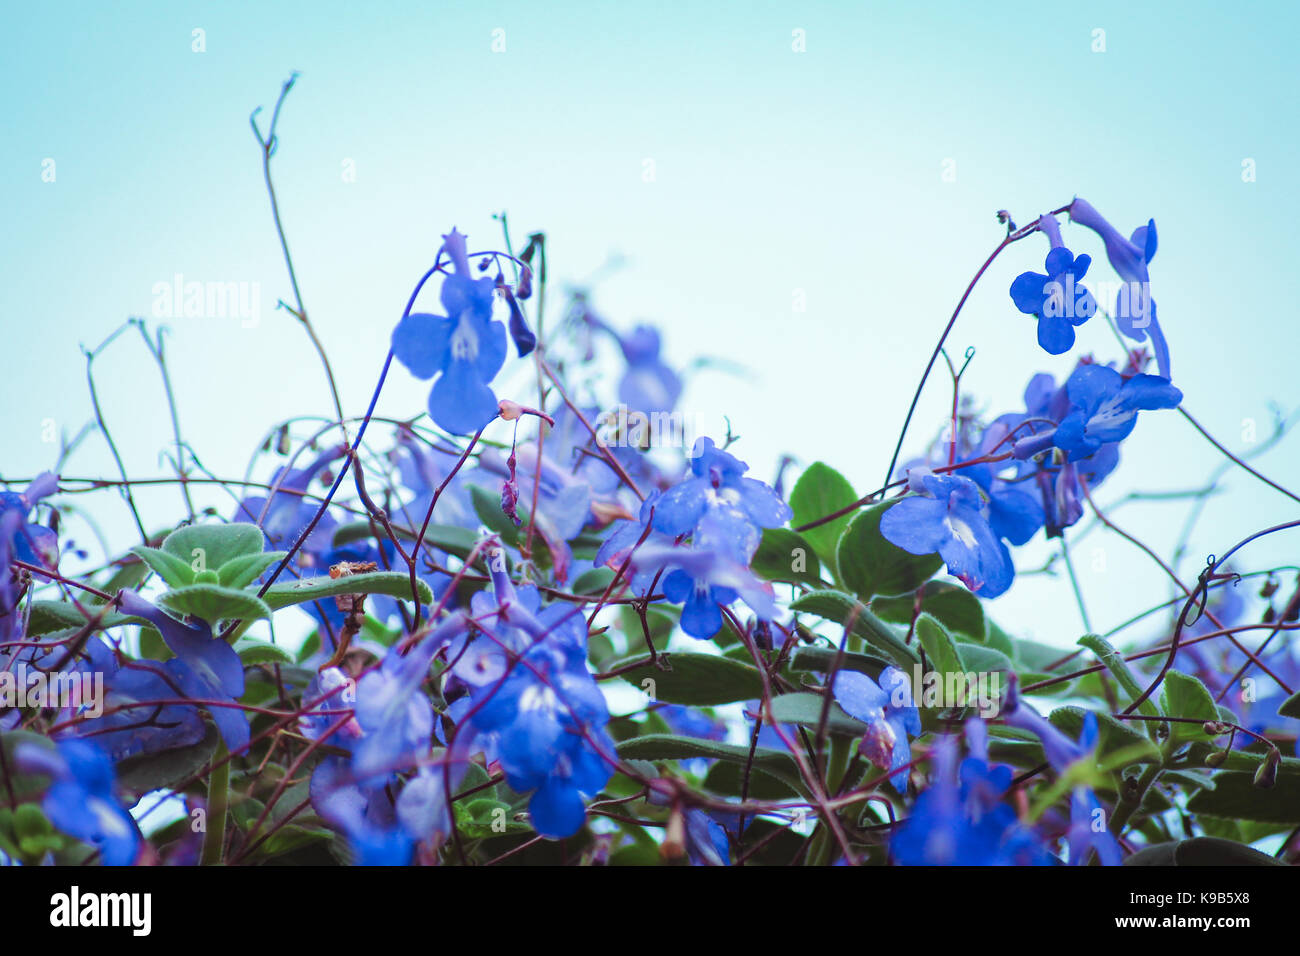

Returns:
1036,315,1075,355
679,585,723,638
473,318,509,383
988,484,1044,546
428,357,499,435
391,312,451,380
879,497,949,556
1044,246,1074,276
529,778,588,838
1009,272,1048,315
737,478,793,528
651,477,708,535
832,671,887,723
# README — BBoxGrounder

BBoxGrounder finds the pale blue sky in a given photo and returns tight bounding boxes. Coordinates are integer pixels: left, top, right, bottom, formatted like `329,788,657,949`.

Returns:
3,0,1298,649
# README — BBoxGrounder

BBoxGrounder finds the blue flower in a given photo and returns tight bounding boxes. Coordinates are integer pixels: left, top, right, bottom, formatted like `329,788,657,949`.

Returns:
232,446,343,552
1010,245,1096,355
58,637,207,761
391,229,508,435
114,589,249,752
1,472,59,631
465,639,615,838
617,325,683,416
15,738,140,866
1068,198,1170,379
1002,688,1123,865
624,526,779,639
1015,364,1182,462
831,667,920,791
684,808,730,866
652,437,792,559
890,723,1048,866
879,471,1015,598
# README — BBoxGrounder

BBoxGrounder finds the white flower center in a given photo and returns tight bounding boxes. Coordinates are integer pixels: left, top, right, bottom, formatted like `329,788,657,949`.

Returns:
450,313,480,362
945,516,978,549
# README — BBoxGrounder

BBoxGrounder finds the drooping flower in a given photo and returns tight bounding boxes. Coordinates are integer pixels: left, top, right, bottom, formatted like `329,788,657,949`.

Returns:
1068,198,1170,380
115,589,249,752
1009,242,1096,355
14,738,140,866
831,666,921,791
391,229,508,435
55,636,206,761
879,470,1015,598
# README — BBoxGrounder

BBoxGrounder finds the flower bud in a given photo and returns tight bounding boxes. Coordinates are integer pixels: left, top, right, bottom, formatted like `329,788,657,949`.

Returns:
1254,749,1280,789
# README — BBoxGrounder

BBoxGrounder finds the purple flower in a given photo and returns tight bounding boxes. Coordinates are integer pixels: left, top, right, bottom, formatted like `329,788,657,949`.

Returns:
391,229,508,435
1010,244,1096,355
880,471,1014,598
15,738,140,866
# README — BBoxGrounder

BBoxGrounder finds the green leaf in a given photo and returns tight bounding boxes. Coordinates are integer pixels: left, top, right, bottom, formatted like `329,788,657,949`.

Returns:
1078,633,1162,719
915,614,963,680
955,641,1015,674
1187,764,1300,823
751,527,823,587
787,646,890,679
128,545,196,589
571,566,615,596
790,589,921,669
234,639,295,666
605,652,765,705
1171,837,1284,866
767,691,867,738
161,522,266,574
616,734,801,786
157,584,272,625
1048,706,1161,766
0,732,59,805
26,600,133,636
216,550,288,590
873,581,985,642
789,462,858,578
1279,690,1300,720
114,722,221,797
261,571,433,611
1160,671,1221,741
836,502,943,599
703,761,799,800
